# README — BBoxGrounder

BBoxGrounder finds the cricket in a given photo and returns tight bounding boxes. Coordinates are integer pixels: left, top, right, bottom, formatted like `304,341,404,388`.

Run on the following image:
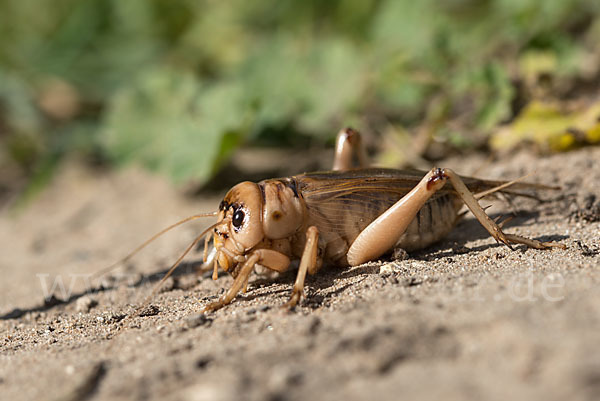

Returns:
104,128,565,313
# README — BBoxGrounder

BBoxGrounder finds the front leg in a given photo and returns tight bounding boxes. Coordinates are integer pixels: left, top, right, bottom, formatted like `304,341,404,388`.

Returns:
347,168,560,266
202,249,290,312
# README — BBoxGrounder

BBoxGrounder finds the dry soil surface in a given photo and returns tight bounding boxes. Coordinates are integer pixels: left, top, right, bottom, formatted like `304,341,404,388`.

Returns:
1,147,599,401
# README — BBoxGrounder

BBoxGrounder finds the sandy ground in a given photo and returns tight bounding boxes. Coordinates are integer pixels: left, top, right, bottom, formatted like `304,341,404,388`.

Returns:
0,147,599,401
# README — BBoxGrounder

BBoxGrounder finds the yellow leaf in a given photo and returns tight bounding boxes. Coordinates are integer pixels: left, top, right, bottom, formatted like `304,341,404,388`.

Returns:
491,100,600,152
586,123,600,143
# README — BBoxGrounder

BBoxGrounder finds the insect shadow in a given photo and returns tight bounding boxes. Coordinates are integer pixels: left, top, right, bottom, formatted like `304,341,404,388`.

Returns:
414,209,569,261
238,266,361,309
0,261,201,320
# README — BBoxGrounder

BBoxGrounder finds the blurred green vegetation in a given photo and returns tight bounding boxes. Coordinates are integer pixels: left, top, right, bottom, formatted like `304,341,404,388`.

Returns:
1,0,599,196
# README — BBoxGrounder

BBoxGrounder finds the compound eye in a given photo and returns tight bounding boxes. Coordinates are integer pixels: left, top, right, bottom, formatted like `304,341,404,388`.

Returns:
232,209,245,229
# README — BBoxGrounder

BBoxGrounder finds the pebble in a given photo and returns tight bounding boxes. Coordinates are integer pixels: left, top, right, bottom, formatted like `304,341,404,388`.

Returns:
76,296,98,313
138,304,160,317
379,263,396,275
159,276,175,292
184,314,210,329
387,260,430,275
181,383,235,401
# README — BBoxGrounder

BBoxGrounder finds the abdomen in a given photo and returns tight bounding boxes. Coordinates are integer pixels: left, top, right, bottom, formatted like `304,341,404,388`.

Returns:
394,193,461,251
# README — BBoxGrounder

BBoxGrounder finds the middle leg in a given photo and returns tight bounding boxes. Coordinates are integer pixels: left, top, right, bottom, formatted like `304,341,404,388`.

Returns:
284,226,320,308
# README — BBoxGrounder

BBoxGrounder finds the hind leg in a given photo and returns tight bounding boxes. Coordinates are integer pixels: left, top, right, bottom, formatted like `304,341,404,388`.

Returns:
443,168,564,250
333,127,369,171
347,168,564,266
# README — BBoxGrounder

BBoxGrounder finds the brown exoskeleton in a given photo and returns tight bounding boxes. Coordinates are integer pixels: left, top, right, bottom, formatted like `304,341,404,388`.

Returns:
107,128,564,313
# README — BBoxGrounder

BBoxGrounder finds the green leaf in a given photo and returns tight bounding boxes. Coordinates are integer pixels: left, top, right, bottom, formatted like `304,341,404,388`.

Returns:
102,67,249,185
